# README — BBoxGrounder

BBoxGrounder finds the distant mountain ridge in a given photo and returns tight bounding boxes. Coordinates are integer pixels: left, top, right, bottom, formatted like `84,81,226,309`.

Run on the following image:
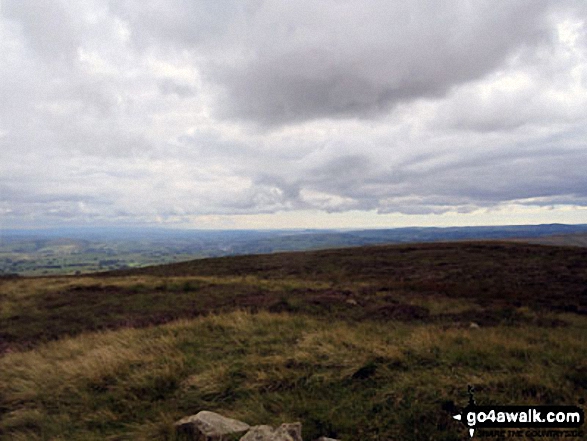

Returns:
2,223,587,275
3,223,587,243
225,223,587,254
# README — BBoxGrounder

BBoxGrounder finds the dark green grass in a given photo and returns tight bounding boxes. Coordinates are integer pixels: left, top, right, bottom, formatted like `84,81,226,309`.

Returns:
1,312,585,440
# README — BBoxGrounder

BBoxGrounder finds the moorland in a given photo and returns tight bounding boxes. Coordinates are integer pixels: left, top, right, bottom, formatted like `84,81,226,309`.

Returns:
1,241,586,440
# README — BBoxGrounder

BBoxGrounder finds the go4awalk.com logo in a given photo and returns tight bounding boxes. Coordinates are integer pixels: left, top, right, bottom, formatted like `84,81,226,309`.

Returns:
451,386,585,438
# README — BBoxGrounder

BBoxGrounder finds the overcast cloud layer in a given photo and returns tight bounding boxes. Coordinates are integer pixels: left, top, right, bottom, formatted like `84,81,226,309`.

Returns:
1,0,587,228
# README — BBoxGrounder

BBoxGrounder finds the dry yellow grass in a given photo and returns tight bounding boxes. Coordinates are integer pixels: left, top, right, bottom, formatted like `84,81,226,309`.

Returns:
1,309,586,439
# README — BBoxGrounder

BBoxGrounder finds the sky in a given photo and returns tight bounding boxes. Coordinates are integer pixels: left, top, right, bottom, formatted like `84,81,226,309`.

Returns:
1,0,587,230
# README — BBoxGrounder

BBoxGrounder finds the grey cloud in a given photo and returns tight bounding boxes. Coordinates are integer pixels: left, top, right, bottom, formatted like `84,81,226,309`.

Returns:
253,175,301,202
1,1,587,227
2,0,80,62
108,0,251,49
65,81,121,116
416,152,587,211
305,155,373,188
158,78,196,97
208,0,557,125
104,0,569,125
0,186,94,205
259,139,587,215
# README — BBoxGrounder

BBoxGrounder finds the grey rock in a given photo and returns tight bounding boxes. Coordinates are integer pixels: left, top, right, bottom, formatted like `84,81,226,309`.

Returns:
240,425,276,441
239,422,303,441
175,410,250,440
469,322,480,329
275,422,303,441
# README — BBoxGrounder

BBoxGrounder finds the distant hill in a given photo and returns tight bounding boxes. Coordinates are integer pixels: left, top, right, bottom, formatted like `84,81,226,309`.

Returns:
225,224,587,253
3,223,587,275
512,232,587,247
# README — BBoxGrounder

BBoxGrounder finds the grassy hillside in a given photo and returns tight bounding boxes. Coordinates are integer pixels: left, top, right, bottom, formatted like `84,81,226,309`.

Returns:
1,242,586,440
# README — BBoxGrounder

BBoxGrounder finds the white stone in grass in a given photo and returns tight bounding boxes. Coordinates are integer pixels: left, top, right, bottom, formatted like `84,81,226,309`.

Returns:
175,410,250,440
275,422,303,441
240,425,275,441
240,422,303,441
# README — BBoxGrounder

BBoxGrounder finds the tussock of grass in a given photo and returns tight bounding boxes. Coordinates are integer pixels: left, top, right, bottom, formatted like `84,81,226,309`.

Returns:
1,311,585,440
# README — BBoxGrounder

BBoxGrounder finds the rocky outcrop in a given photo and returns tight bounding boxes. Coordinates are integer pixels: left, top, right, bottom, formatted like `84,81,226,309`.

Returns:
175,411,339,441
